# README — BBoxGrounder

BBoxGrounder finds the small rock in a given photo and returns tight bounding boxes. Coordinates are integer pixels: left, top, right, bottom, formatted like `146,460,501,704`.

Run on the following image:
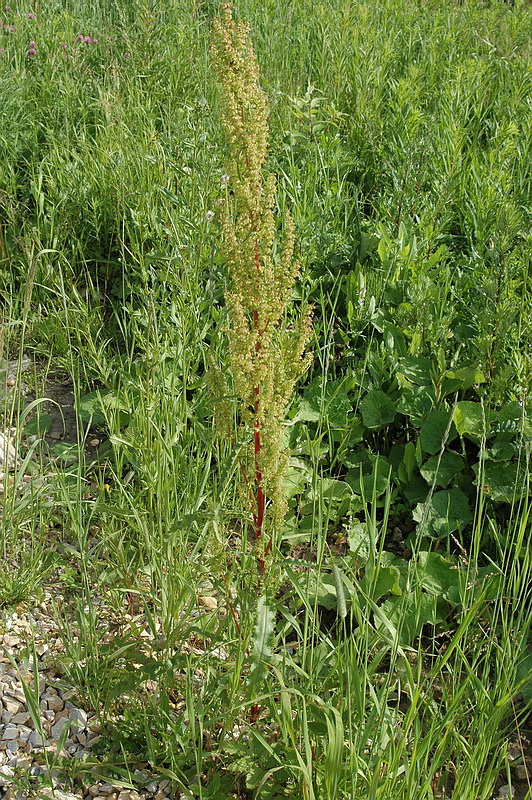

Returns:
28,730,46,747
145,783,158,794
2,726,18,741
51,717,70,741
515,764,529,780
70,708,88,730
6,740,18,754
17,725,32,741
98,785,116,796
48,694,65,712
497,786,513,799
198,595,217,610
11,711,30,725
2,698,22,715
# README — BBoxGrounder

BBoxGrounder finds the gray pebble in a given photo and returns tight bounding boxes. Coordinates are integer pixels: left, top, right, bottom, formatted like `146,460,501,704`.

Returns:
11,711,30,725
51,717,70,740
2,726,18,740
28,730,46,747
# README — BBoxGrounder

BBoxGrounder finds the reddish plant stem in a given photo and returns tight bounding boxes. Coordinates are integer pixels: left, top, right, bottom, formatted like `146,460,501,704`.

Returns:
251,226,266,574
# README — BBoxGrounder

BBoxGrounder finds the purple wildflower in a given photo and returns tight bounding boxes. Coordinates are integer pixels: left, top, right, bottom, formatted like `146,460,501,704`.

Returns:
5,6,11,12
28,11,35,18
124,51,131,58
92,38,98,44
77,34,84,41
61,42,67,50
84,35,91,43
27,47,36,56
8,24,14,31
29,40,36,47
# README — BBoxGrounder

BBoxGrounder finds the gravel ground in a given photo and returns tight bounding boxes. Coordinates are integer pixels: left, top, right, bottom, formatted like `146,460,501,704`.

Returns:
0,601,186,800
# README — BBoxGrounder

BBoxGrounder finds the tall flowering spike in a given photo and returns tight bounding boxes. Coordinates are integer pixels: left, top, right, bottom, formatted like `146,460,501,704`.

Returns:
211,3,312,564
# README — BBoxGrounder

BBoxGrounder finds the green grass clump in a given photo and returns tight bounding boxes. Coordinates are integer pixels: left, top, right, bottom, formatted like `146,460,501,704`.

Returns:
0,0,530,798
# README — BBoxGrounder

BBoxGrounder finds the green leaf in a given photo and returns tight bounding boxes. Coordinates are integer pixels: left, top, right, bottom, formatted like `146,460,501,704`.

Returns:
453,401,491,439
251,596,275,667
484,442,516,461
445,364,485,390
360,390,396,429
298,377,353,427
361,565,402,602
417,551,459,598
419,410,457,454
473,461,528,503
420,451,465,487
416,488,473,534
51,442,81,464
346,465,390,498
347,522,370,562
332,565,347,619
379,593,436,645
397,356,434,386
397,387,435,421
25,413,51,436
76,390,111,426
402,441,419,482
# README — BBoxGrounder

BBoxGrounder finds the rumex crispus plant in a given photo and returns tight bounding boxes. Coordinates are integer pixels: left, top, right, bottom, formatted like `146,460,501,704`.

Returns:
210,2,311,574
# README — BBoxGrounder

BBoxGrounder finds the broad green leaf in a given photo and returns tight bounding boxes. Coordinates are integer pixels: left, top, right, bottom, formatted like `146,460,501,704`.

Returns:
419,410,457,454
77,390,111,426
298,377,352,427
417,551,459,598
431,488,473,532
473,461,528,503
397,356,434,386
420,451,465,487
347,522,370,562
379,593,436,646
403,476,430,504
402,441,419,481
51,442,81,464
484,442,516,461
445,364,485,390
283,464,310,500
360,390,396,429
397,386,435,421
361,565,402,602
346,466,390,498
25,413,51,436
453,401,491,439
